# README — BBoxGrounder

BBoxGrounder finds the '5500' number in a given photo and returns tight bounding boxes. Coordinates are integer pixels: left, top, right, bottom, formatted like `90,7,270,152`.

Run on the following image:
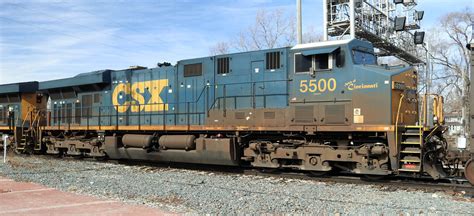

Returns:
299,78,337,93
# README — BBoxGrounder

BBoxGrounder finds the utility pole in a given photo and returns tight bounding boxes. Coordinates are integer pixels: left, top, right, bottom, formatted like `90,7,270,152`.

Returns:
469,41,474,153
462,53,468,148
322,0,328,41
296,0,302,44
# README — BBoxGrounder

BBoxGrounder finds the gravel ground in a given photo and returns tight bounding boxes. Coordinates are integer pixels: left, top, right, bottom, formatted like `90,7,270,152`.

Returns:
1,155,473,215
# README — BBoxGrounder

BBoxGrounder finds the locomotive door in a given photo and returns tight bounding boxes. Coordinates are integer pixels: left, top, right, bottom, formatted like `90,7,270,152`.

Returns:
251,61,264,108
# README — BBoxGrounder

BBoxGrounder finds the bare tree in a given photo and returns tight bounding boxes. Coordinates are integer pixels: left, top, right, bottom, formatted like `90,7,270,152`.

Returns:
210,9,323,54
234,9,296,52
209,42,230,55
302,25,323,43
427,7,473,137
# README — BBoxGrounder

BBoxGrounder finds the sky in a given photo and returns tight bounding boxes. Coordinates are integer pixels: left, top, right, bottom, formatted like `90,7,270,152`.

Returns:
0,0,472,84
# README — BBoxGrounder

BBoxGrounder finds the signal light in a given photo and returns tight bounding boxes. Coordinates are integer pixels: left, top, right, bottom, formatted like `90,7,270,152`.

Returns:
414,31,425,45
394,17,406,31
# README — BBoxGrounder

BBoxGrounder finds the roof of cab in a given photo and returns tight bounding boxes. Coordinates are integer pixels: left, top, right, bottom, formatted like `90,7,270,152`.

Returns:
291,39,373,51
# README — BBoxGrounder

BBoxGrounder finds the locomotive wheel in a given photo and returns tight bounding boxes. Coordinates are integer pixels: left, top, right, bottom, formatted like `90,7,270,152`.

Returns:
464,159,474,185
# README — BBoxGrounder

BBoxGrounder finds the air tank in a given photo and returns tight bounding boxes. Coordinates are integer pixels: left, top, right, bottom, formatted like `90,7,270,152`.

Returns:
159,135,196,150
122,134,154,148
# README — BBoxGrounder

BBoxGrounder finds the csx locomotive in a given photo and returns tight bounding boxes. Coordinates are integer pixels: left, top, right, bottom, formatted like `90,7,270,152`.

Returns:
1,39,473,184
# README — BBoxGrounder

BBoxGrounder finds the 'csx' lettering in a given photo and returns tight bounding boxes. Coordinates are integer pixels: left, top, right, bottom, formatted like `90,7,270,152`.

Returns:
112,80,169,113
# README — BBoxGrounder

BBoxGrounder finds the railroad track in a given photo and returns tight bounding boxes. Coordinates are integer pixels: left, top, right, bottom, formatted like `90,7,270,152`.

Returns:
107,157,474,197
244,169,474,197
7,154,474,198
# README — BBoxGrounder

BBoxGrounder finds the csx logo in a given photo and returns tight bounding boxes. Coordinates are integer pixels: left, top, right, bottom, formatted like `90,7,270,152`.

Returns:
112,80,169,113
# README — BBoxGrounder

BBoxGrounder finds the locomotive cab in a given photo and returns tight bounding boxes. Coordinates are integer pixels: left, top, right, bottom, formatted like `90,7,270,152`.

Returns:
289,39,413,128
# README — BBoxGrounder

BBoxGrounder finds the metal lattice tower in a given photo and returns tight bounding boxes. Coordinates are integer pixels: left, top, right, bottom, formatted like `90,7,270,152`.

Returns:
323,0,426,65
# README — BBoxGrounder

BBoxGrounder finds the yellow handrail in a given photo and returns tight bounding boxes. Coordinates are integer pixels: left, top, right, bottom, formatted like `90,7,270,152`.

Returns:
422,94,427,126
21,108,31,129
395,94,405,149
421,94,445,127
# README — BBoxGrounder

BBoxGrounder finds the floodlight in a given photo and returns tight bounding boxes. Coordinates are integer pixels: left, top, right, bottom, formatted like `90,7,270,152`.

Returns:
414,31,425,45
415,11,424,21
394,17,406,31
393,0,403,4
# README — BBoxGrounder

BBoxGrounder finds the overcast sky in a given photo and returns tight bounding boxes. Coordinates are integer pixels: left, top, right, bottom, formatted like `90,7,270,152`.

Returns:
0,0,472,84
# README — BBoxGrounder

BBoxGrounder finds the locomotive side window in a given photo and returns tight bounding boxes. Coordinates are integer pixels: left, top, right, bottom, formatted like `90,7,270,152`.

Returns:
184,63,203,77
295,53,333,73
352,49,376,65
217,57,230,74
315,54,330,70
295,54,312,73
266,51,281,70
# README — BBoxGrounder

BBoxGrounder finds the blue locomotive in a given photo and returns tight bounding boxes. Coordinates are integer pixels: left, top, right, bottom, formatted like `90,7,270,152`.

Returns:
1,39,473,184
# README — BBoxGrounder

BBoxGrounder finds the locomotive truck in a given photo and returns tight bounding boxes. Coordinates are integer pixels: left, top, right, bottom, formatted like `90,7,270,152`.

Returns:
1,39,473,184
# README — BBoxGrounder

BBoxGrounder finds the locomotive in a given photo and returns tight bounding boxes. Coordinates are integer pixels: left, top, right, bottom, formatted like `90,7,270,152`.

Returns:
1,39,473,185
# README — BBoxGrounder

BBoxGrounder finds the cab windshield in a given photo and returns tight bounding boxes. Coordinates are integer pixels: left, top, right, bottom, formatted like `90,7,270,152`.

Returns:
352,49,376,65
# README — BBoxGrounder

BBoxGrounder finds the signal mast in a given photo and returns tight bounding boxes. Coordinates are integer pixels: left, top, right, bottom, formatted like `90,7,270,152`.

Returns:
322,0,426,64
320,0,434,125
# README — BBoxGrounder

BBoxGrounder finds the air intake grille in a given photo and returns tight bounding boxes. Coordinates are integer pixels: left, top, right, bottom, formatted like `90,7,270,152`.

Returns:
264,111,276,119
325,105,346,124
294,106,314,123
235,112,245,119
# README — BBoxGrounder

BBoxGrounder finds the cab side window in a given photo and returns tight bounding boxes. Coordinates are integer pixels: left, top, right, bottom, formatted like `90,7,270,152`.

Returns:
295,53,333,73
314,54,329,70
295,54,312,73
352,49,376,65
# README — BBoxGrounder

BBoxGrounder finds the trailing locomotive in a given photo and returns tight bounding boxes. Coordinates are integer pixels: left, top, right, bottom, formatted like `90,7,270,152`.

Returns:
1,39,473,185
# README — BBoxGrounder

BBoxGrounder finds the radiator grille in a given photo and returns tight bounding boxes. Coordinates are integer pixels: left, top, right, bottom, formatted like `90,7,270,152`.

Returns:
294,106,314,123
264,111,276,119
325,105,346,124
235,112,245,119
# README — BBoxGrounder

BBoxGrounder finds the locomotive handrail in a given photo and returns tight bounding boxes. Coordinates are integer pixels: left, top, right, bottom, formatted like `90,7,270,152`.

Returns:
395,93,405,150
207,79,290,109
45,79,291,128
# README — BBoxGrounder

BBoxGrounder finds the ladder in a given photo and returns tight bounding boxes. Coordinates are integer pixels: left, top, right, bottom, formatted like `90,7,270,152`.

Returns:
16,109,42,153
398,125,423,172
15,110,31,152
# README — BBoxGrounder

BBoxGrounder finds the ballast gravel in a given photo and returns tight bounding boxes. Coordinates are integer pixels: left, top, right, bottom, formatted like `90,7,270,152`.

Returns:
1,155,473,215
